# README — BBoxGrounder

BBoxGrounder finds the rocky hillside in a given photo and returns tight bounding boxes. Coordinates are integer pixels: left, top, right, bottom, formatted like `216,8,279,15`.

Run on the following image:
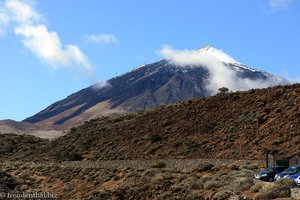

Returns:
2,84,300,162
43,84,300,161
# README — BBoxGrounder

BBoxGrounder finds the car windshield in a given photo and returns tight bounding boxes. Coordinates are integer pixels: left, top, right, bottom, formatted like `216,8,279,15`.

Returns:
284,166,300,173
262,167,276,173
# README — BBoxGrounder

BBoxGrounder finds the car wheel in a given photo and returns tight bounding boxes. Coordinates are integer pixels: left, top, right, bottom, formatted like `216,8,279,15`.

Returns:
269,177,274,182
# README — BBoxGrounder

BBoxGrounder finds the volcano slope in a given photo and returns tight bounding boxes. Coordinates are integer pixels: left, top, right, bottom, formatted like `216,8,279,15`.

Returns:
1,84,299,162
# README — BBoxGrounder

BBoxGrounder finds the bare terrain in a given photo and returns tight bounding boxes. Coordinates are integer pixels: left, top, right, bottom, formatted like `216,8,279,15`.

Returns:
0,120,64,139
4,84,298,162
0,159,266,200
2,84,300,199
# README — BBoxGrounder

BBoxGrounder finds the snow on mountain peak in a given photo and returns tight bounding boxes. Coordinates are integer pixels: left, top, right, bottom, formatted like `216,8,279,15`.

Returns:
159,45,257,72
197,46,239,64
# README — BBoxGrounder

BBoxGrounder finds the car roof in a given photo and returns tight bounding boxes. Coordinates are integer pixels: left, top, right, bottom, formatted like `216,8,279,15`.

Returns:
288,165,300,168
270,166,287,169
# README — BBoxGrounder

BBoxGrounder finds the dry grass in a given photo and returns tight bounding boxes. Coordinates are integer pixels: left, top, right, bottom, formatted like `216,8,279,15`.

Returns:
0,160,268,199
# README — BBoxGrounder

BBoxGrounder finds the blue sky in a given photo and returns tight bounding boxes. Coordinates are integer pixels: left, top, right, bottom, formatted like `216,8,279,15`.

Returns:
0,0,299,121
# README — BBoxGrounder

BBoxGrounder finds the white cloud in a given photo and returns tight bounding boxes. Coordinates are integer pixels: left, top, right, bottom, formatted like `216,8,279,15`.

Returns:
84,33,118,44
269,0,293,10
0,0,92,74
0,10,9,35
158,46,283,95
14,24,92,72
0,2,10,35
4,0,40,24
93,80,112,89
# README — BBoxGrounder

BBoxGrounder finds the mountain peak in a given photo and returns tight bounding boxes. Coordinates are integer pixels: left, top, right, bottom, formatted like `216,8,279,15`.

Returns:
197,46,239,64
23,48,286,127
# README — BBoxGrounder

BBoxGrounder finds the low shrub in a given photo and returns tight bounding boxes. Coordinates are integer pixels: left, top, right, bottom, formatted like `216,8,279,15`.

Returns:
149,134,162,143
203,180,222,190
233,169,254,178
196,162,214,172
180,177,203,190
229,178,254,193
275,178,297,189
178,174,188,182
173,140,183,147
151,161,166,168
55,151,83,161
254,178,296,199
250,182,263,193
162,173,173,180
156,191,172,200
170,185,182,192
213,190,233,200
69,153,83,161
228,164,240,171
243,164,259,170
148,145,161,154
186,191,204,200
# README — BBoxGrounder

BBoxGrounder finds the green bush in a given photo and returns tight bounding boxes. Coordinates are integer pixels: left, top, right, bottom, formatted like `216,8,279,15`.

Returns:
162,173,173,180
250,182,263,193
156,191,172,200
275,178,297,189
186,191,204,200
218,87,229,94
148,145,162,155
203,180,222,190
55,151,83,161
69,153,83,161
170,185,182,192
243,164,259,170
254,178,296,199
233,169,255,178
228,164,240,171
151,161,166,168
149,134,162,143
213,190,233,200
229,178,253,193
173,140,183,147
196,162,214,172
180,177,203,190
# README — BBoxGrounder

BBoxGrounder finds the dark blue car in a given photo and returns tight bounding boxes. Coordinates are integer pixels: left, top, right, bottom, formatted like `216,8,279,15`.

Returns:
275,165,300,181
286,172,300,181
254,166,287,182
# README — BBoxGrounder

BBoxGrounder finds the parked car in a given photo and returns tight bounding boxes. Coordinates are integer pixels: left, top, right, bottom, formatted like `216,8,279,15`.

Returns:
275,165,300,181
254,166,287,182
286,172,300,182
294,175,300,186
